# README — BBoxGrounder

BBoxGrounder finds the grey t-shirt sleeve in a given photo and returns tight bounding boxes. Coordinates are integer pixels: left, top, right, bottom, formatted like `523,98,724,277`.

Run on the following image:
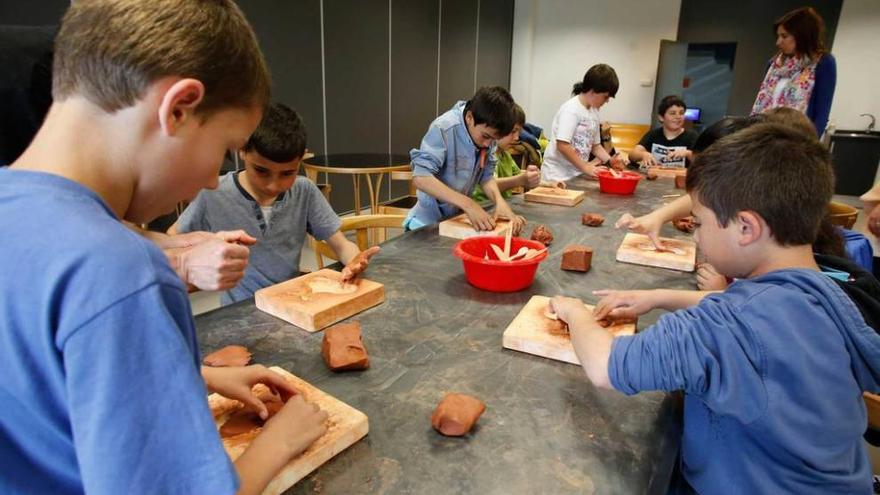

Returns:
303,180,341,241
175,193,210,233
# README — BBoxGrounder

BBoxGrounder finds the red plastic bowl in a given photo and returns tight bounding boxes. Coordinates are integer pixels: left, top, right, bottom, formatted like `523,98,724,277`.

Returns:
453,236,549,292
597,170,642,195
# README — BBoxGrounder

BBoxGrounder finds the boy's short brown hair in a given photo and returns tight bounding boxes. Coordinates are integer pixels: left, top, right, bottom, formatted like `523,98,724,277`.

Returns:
763,107,817,138
687,123,833,246
53,0,270,115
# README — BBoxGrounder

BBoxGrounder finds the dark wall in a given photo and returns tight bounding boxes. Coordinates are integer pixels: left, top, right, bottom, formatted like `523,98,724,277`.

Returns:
240,0,513,213
0,1,68,25
677,0,842,117
3,0,515,215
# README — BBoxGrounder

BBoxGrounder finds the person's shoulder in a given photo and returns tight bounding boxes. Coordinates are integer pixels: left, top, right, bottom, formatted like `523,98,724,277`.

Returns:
433,101,466,132
817,52,836,70
292,176,321,196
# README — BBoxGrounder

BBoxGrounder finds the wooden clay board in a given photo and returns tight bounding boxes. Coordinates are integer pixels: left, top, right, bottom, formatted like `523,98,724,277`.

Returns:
439,213,510,239
524,186,585,206
208,367,369,495
502,295,636,366
647,166,686,178
255,269,385,332
615,233,696,272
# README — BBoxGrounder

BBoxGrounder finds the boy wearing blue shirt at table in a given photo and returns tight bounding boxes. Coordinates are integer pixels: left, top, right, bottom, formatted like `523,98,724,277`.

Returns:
0,1,328,494
550,123,880,494
170,102,378,306
406,86,526,234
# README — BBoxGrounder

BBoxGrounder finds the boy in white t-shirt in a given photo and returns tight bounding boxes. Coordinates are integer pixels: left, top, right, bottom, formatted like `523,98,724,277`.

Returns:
541,64,624,183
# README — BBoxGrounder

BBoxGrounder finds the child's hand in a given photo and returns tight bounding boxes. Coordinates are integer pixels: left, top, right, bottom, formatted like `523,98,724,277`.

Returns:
174,237,251,291
667,149,690,160
215,229,258,246
260,395,328,459
591,289,656,320
868,204,880,237
614,212,664,249
549,295,590,324
609,155,626,170
696,263,728,291
463,202,496,231
341,246,380,282
494,202,525,235
640,153,658,168
202,365,299,420
523,165,541,189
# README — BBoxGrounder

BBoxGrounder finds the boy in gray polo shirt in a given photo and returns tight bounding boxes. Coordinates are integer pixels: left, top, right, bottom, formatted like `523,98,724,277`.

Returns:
171,103,377,305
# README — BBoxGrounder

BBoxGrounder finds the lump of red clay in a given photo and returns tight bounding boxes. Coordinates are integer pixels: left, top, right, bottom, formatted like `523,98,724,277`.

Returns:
673,216,696,234
581,213,605,227
322,321,369,372
220,394,284,437
646,169,658,180
674,174,687,189
561,245,593,272
203,345,252,367
431,393,486,437
530,224,554,246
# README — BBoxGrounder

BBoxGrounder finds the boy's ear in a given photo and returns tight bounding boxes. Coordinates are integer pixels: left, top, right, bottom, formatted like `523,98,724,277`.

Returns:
735,210,765,246
238,149,247,162
158,78,206,136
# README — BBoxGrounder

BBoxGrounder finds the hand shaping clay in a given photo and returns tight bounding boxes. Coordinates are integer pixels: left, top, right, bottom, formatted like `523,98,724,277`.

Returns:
219,393,284,437
530,224,554,246
561,245,592,272
674,174,687,189
646,169,659,180
581,213,605,227
673,216,696,233
431,393,486,437
543,306,570,335
597,315,638,328
322,321,370,372
203,345,252,367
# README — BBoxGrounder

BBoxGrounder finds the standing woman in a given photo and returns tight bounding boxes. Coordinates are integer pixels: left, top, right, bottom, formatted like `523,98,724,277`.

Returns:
751,7,836,136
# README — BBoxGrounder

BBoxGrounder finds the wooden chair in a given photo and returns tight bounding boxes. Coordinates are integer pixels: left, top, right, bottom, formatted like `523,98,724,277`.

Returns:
378,170,417,216
312,214,406,269
609,123,651,154
828,201,858,229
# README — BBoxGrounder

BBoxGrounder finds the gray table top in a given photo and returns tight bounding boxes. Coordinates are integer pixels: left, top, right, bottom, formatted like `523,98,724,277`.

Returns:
195,176,697,494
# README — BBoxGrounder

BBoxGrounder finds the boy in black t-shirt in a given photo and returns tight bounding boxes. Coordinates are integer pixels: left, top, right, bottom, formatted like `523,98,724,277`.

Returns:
630,95,698,168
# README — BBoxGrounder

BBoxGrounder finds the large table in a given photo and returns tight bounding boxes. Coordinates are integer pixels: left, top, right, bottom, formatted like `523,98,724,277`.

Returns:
196,176,696,494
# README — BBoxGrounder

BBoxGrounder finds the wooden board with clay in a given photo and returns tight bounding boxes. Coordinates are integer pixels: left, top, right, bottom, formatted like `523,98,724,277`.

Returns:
208,366,369,495
615,233,696,272
255,269,385,332
438,214,511,239
523,186,585,207
502,295,636,366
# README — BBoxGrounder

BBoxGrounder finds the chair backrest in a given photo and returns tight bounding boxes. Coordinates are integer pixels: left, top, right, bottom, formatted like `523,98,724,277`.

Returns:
390,170,415,196
609,123,651,154
828,201,858,229
312,214,407,269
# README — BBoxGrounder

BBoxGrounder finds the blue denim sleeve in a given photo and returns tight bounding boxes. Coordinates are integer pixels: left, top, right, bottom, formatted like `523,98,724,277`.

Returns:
608,295,768,423
410,124,447,177
479,147,498,184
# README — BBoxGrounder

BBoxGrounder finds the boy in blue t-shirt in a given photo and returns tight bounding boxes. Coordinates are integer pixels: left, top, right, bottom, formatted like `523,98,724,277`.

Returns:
551,123,880,493
407,86,525,234
0,1,327,493
170,103,379,305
